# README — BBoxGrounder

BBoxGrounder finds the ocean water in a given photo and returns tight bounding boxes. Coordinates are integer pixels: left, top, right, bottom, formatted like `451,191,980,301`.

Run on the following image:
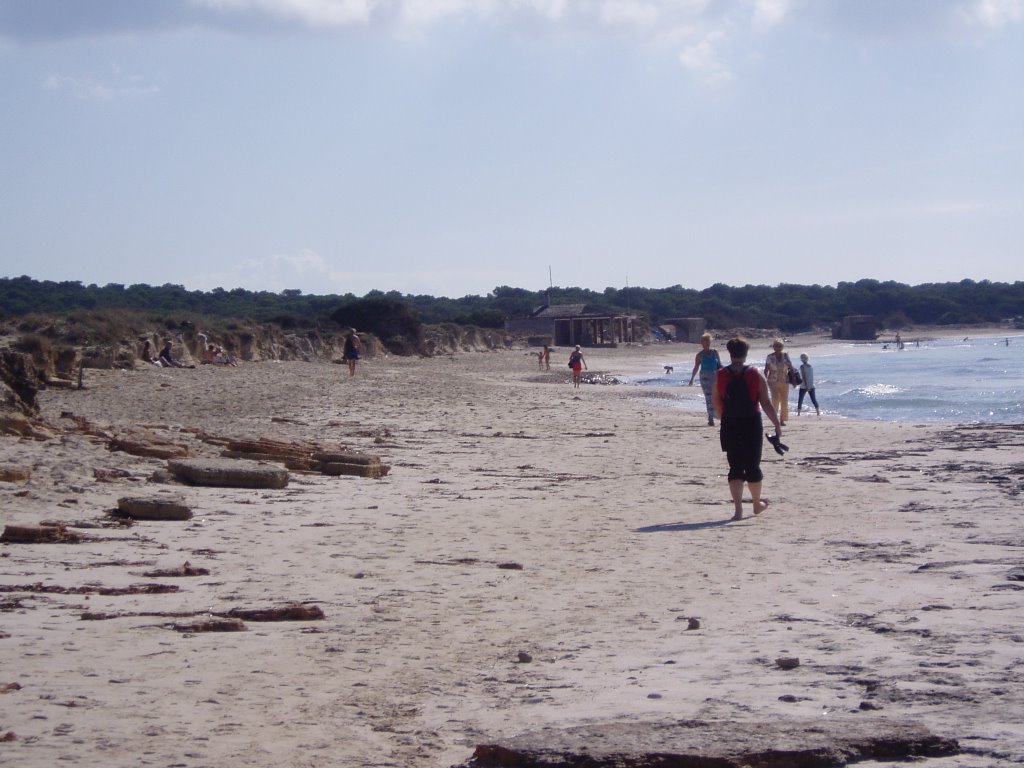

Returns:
622,334,1024,424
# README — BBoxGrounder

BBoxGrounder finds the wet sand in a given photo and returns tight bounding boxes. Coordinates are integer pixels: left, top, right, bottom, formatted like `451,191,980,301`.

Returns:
2,338,1023,766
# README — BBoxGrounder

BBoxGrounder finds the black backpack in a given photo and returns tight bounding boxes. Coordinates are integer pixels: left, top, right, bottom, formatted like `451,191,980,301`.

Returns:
723,366,759,419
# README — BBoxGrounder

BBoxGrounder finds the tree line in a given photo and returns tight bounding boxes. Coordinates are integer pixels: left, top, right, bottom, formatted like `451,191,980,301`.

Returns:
2,275,1022,335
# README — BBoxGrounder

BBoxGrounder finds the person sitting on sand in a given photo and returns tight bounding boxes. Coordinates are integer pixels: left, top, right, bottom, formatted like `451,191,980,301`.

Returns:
713,337,782,521
158,339,194,369
797,353,820,416
688,332,722,427
568,345,587,388
215,346,238,366
197,332,238,366
140,339,161,367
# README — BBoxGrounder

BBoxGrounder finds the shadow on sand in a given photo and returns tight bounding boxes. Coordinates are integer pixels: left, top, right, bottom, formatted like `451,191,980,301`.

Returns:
635,518,735,533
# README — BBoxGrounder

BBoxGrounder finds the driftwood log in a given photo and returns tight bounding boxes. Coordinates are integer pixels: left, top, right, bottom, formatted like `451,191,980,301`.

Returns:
316,451,390,478
81,603,325,622
141,562,209,577
167,458,289,489
457,718,959,768
219,436,347,472
109,428,191,459
0,524,86,544
116,496,193,521
225,603,325,621
0,465,31,483
173,617,247,633
212,436,388,478
0,583,179,596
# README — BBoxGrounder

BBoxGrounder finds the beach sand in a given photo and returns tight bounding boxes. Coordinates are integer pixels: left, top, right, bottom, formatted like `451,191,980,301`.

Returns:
2,336,1023,766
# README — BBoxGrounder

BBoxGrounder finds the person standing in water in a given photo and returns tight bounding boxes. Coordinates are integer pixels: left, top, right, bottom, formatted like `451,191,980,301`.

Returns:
797,353,820,416
343,330,361,377
568,345,587,388
713,337,782,521
688,332,722,426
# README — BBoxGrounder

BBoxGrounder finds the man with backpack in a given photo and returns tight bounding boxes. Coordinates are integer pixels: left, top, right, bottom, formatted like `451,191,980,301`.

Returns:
712,337,783,521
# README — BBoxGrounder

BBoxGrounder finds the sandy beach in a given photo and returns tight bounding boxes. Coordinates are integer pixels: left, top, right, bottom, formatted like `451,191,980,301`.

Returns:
2,335,1023,766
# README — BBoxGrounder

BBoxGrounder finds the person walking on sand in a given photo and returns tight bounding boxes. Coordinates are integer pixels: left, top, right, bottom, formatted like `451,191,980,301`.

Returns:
797,353,820,416
688,332,722,426
343,330,361,377
568,345,587,388
713,337,782,521
763,339,794,425
542,345,551,370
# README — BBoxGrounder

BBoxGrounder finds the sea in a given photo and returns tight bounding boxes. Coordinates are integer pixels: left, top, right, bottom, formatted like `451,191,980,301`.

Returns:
621,334,1024,424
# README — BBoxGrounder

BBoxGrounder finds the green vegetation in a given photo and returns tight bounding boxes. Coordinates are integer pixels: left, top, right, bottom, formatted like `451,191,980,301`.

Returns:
1,275,1022,334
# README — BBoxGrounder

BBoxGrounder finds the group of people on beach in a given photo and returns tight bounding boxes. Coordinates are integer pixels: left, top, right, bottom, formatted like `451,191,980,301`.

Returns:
536,344,588,387
140,338,197,369
544,333,815,520
689,334,818,426
140,333,235,369
689,334,820,520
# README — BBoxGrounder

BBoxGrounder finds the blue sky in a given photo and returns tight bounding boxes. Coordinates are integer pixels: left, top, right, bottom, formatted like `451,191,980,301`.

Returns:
1,0,1021,299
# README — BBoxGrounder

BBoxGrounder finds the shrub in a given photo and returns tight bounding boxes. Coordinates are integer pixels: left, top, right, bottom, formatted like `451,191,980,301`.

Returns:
13,333,52,357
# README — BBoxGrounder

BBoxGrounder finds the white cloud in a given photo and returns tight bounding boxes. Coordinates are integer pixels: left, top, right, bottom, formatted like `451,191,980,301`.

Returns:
201,249,349,293
42,70,160,101
752,0,792,28
15,0,1020,88
190,0,377,26
677,28,733,84
516,0,569,22
396,0,492,27
598,1,661,30
192,249,532,296
957,0,1024,28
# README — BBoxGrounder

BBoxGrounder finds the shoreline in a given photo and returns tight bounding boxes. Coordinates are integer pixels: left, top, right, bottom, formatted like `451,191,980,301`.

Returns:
568,324,1018,371
2,344,1023,766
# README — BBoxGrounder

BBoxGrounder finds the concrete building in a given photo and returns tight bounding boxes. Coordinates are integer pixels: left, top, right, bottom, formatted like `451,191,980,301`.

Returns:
833,315,877,340
660,317,707,343
505,304,638,347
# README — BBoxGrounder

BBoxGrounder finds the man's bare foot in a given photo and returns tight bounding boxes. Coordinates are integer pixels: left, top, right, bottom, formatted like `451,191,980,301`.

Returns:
731,512,743,521
753,499,769,515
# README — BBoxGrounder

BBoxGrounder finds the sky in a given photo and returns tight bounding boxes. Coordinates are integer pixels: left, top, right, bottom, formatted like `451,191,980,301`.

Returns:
0,0,1021,299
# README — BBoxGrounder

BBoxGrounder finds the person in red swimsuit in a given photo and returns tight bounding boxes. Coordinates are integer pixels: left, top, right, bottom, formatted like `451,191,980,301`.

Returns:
568,345,586,388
